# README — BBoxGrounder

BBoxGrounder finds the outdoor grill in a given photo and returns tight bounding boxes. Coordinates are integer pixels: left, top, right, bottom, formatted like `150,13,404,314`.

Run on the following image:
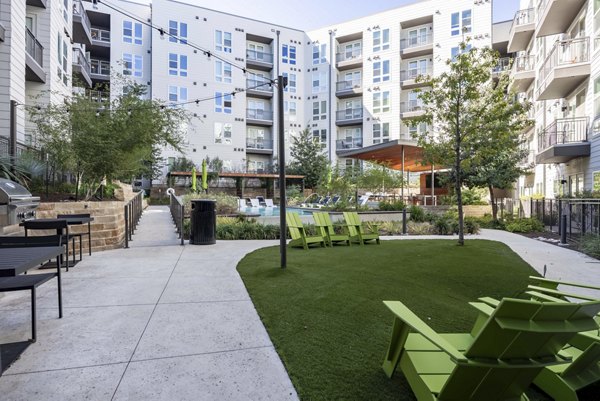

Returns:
0,178,40,226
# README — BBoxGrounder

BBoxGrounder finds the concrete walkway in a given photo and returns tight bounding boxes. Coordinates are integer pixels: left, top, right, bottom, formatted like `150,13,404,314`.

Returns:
0,206,297,401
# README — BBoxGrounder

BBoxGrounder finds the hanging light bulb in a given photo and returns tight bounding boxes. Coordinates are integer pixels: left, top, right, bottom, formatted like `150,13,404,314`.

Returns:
158,28,165,40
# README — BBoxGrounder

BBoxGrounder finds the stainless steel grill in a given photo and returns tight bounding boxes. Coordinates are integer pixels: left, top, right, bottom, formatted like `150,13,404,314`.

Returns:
0,178,40,226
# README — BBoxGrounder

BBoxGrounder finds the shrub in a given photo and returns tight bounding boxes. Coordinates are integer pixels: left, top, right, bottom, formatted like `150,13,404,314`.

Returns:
463,217,481,235
409,205,426,222
433,216,454,235
580,234,600,259
505,218,544,233
407,221,434,235
377,200,406,211
182,192,239,215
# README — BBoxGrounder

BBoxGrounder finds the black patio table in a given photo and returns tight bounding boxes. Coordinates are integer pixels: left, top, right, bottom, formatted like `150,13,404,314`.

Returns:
0,246,64,375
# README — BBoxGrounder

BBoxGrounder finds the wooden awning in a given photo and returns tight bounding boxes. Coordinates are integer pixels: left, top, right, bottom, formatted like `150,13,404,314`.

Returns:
337,139,432,172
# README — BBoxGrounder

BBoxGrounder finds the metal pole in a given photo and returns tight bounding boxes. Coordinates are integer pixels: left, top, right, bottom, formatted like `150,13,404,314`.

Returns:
9,100,17,174
278,75,287,269
124,205,129,248
431,164,435,205
560,213,567,245
180,205,184,246
401,146,405,200
327,30,335,163
402,208,407,235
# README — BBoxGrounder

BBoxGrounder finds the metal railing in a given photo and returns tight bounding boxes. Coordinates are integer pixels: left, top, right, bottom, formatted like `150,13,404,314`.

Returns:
246,138,273,150
539,37,589,85
73,0,91,33
90,59,110,76
169,193,185,246
246,49,274,64
335,108,363,121
336,48,362,63
400,66,432,81
25,27,43,67
336,80,362,92
124,190,144,248
72,47,90,74
513,54,534,73
90,27,110,42
401,100,424,113
336,137,363,150
537,117,589,152
493,57,512,73
246,108,273,121
246,78,273,93
401,33,433,50
86,89,109,103
513,8,535,27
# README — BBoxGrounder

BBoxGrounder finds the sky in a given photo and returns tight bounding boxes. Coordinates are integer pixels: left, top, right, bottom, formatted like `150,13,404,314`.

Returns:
182,0,521,31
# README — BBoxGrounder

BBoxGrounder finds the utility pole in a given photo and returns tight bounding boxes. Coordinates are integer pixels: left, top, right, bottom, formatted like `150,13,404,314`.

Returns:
9,100,17,174
277,75,288,269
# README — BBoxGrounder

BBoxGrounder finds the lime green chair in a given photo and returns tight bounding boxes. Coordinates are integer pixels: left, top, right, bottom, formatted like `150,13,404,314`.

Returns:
382,298,600,401
313,212,350,247
342,212,380,245
286,211,325,250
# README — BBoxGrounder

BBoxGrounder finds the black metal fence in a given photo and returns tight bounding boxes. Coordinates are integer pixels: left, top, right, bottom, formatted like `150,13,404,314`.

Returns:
169,193,185,246
123,191,144,248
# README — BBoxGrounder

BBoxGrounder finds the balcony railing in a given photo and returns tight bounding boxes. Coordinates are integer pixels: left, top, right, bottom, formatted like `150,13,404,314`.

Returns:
537,0,549,22
86,89,110,103
401,33,433,50
91,27,110,42
90,59,110,76
246,138,273,150
336,137,363,150
336,48,362,63
493,57,512,74
72,47,90,74
538,37,589,85
537,117,589,151
73,0,91,32
513,55,534,72
336,80,362,92
246,49,274,64
336,108,363,121
400,66,432,81
246,108,273,121
246,79,273,93
25,27,43,67
401,100,424,113
513,8,535,26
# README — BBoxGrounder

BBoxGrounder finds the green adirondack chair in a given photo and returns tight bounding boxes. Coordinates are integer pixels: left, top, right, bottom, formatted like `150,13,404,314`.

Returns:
342,211,380,245
286,211,325,250
382,298,600,401
313,212,350,247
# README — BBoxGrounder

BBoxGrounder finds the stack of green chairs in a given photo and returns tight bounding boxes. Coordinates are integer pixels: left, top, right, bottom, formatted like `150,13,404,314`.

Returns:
313,212,350,247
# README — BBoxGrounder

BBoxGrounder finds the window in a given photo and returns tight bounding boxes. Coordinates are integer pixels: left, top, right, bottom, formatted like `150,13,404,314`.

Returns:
169,53,188,77
247,128,268,149
373,91,390,113
312,71,328,93
284,101,297,120
215,30,232,53
123,21,142,45
215,60,232,83
282,44,296,65
214,123,232,144
313,43,327,64
339,128,362,149
57,33,68,85
451,10,472,36
407,59,428,78
344,42,361,60
451,44,472,61
343,99,362,119
373,28,390,52
408,123,427,138
215,92,232,114
313,101,327,120
283,72,297,93
168,86,187,103
63,0,69,22
312,129,327,148
373,123,390,144
373,60,390,83
169,20,188,44
123,54,143,77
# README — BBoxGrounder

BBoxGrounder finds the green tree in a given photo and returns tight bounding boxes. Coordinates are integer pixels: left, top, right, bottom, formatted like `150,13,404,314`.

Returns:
410,42,530,245
357,162,404,194
287,127,328,189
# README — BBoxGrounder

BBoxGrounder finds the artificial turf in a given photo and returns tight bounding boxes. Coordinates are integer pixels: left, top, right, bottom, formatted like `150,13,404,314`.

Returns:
237,239,598,401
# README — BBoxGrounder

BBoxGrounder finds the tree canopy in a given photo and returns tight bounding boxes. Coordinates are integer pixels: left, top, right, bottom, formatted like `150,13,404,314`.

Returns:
287,127,329,189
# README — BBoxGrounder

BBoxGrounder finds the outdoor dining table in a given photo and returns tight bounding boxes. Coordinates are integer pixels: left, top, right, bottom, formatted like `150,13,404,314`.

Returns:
0,246,64,375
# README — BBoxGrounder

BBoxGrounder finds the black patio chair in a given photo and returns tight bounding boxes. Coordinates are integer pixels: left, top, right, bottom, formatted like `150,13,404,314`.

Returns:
22,220,76,271
57,213,92,258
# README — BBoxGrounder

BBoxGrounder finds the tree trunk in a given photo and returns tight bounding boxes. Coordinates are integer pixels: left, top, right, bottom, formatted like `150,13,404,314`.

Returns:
489,185,498,221
455,134,464,246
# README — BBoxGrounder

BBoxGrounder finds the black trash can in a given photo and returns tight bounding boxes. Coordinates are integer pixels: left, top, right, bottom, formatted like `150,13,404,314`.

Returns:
189,199,217,245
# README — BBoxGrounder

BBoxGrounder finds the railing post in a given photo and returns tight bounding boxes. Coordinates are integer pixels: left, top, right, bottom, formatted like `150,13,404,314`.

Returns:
402,208,407,235
180,205,184,246
124,204,129,248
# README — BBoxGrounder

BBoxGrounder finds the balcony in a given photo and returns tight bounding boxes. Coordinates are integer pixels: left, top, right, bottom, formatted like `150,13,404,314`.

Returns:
246,49,273,71
26,0,46,8
536,117,590,164
246,138,273,155
400,34,433,58
72,47,92,88
336,137,363,153
246,109,273,126
510,55,535,92
400,101,425,119
508,8,535,52
246,79,273,99
336,49,362,71
400,67,432,89
25,28,45,83
492,57,512,80
335,80,362,98
86,89,110,103
90,59,110,81
536,0,587,37
335,109,363,126
537,37,590,101
73,0,92,46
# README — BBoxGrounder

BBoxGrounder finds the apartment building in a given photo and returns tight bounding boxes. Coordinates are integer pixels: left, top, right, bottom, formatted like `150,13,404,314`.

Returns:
509,0,599,198
1,0,496,178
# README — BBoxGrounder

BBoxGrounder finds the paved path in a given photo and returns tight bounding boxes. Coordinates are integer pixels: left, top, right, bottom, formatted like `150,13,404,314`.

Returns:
0,206,297,401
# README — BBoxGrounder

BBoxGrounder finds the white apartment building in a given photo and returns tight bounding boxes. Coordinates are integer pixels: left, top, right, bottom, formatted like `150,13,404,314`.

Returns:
509,0,600,198
1,0,497,179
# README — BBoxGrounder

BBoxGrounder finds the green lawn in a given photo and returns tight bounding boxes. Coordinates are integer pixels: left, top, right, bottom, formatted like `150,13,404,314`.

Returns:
237,239,598,401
